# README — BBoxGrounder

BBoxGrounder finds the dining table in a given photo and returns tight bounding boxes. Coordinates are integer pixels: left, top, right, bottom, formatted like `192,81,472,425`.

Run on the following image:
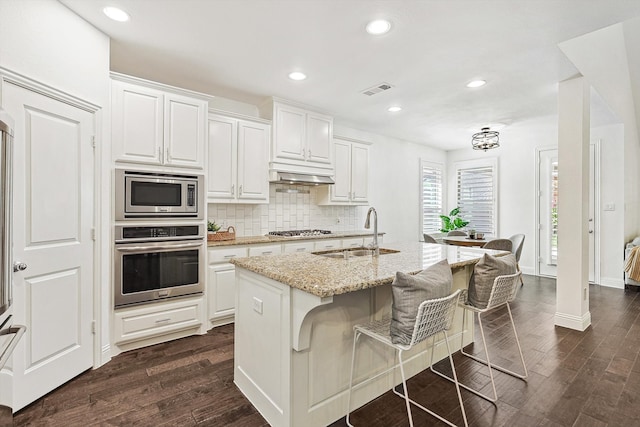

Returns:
442,235,490,247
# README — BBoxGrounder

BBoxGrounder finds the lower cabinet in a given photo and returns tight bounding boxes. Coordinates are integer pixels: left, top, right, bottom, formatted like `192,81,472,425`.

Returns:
113,297,205,352
208,263,237,327
207,246,248,327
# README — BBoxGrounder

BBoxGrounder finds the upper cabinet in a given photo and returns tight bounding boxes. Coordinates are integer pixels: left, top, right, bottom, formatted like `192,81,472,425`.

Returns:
317,137,370,205
112,76,208,169
260,99,334,176
207,113,270,203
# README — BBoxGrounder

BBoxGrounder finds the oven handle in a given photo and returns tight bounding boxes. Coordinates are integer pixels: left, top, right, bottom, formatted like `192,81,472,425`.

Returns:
116,242,203,253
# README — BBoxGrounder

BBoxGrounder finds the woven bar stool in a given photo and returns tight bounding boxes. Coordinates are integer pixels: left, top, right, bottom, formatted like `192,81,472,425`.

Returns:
431,271,528,403
345,289,467,427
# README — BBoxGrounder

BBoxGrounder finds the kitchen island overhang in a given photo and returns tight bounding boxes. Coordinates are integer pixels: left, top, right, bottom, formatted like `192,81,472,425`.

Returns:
230,241,508,427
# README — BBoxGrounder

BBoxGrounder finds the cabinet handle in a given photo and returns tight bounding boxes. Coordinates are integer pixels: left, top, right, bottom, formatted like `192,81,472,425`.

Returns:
308,148,311,158
296,248,306,252
158,147,162,162
239,185,243,195
261,251,272,255
231,184,235,195
223,254,237,259
166,148,170,163
155,318,171,324
302,148,306,159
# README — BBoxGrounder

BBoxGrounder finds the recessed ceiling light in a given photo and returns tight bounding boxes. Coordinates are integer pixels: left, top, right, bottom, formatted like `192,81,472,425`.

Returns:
103,6,130,22
366,19,392,35
466,80,486,88
387,106,402,112
288,71,307,81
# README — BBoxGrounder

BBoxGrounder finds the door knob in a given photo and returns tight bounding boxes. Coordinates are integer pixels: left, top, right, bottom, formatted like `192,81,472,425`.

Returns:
13,261,27,272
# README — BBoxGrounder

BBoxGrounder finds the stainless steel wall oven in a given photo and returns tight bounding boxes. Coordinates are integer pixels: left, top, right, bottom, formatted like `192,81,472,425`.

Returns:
114,225,205,307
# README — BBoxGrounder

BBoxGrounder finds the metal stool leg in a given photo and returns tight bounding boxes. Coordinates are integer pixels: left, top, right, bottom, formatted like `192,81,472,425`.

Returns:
345,330,361,427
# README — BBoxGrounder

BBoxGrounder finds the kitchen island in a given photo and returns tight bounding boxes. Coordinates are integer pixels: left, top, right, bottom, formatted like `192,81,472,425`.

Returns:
230,241,504,427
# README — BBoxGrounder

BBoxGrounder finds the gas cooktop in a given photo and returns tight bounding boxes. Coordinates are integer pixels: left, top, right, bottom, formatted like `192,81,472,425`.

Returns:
268,229,332,238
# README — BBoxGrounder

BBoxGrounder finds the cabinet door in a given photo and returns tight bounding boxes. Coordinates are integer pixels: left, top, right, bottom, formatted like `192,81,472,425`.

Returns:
112,80,163,164
208,116,237,200
237,120,270,202
350,143,369,203
305,112,332,164
208,264,236,325
331,140,351,203
273,104,306,161
164,93,206,169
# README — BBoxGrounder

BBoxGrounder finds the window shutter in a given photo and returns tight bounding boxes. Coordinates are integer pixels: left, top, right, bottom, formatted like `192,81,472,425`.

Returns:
456,164,496,235
421,162,443,234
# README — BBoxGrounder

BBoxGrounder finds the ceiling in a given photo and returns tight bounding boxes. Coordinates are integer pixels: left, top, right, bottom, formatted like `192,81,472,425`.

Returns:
59,0,640,150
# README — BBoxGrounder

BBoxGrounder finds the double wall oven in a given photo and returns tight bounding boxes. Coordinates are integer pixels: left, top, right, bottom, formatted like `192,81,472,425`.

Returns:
114,169,205,308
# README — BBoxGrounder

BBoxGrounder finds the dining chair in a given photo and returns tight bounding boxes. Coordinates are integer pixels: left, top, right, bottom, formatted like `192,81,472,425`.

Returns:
482,238,513,252
508,234,525,285
431,271,527,403
423,234,438,244
447,230,467,236
346,290,467,427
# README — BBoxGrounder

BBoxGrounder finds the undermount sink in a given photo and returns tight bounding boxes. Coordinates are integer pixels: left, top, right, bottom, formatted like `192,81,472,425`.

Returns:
312,247,400,258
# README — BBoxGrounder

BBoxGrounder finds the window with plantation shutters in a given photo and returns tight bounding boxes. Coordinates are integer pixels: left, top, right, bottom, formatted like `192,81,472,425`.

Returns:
420,161,444,236
455,159,497,235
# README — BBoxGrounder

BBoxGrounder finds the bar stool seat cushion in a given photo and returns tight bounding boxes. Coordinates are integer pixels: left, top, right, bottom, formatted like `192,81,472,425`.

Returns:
468,253,517,309
390,259,452,344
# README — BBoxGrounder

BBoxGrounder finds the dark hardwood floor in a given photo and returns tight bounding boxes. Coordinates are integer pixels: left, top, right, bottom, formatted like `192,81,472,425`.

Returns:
14,276,640,426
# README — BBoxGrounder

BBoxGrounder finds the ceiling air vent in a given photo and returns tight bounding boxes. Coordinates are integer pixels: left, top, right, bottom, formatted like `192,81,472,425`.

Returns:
361,82,394,96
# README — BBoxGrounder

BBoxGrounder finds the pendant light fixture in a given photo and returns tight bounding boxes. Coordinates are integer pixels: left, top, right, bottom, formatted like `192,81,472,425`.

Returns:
471,127,500,151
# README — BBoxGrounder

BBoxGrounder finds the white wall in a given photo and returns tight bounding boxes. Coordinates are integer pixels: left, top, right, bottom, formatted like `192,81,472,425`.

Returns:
0,0,112,365
594,123,625,288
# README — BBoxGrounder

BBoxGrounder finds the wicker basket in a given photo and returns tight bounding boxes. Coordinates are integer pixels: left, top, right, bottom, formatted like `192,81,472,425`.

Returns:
208,226,236,242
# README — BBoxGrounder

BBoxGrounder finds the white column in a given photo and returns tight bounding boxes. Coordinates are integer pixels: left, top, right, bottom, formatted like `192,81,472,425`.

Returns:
555,76,591,331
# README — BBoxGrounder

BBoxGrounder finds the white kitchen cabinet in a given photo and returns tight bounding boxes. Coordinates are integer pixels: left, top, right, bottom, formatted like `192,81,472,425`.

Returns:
283,241,315,253
341,237,365,248
112,77,207,169
317,137,370,205
207,246,249,327
273,103,332,165
313,239,342,251
207,113,270,203
260,99,334,176
114,297,205,346
248,244,283,257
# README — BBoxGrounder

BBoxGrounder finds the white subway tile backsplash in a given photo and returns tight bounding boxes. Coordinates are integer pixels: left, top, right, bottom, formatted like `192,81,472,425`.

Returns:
208,184,367,237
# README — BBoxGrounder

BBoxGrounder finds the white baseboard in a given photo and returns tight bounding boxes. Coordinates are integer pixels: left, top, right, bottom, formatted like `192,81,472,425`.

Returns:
100,344,111,367
598,277,624,289
520,265,535,276
554,311,591,331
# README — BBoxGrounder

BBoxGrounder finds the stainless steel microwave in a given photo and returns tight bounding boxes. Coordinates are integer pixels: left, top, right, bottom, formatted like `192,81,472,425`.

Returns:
115,169,203,220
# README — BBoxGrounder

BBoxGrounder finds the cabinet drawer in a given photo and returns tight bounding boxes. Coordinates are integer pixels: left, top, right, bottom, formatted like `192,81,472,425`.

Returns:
283,242,314,253
208,246,248,264
114,298,203,344
342,237,364,248
314,239,342,251
248,244,283,257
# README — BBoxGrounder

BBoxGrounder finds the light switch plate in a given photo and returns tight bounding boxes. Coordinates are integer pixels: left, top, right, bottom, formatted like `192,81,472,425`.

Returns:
252,297,263,314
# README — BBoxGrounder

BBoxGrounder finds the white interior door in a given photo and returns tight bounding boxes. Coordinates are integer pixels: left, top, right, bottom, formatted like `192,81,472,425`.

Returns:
538,149,558,277
588,143,599,284
3,81,95,410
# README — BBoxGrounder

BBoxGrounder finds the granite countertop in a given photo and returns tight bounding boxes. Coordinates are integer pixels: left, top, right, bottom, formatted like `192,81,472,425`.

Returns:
230,241,507,298
207,230,385,247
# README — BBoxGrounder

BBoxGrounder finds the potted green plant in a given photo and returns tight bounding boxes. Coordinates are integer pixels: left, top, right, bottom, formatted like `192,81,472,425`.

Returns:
207,220,221,241
439,207,469,233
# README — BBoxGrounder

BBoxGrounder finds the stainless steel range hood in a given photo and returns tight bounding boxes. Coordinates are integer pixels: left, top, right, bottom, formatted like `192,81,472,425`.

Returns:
270,172,334,185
